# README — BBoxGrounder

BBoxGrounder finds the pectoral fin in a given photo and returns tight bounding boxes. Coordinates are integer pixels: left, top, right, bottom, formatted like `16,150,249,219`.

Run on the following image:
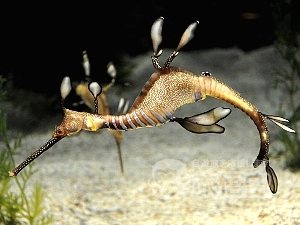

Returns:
177,120,225,134
173,107,231,134
183,107,231,126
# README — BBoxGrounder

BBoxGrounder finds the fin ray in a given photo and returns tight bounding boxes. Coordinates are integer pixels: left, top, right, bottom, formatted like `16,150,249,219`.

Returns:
268,118,296,133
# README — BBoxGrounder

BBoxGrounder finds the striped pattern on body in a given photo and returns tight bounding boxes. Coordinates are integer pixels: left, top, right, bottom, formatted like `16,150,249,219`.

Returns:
102,67,269,164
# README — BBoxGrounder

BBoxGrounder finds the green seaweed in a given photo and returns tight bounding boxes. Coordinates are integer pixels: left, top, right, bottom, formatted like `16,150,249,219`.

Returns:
0,76,53,225
271,0,300,170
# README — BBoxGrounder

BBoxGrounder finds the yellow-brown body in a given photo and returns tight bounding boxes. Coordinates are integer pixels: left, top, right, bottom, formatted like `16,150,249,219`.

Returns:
54,68,270,168
75,83,122,144
101,67,269,166
10,17,294,194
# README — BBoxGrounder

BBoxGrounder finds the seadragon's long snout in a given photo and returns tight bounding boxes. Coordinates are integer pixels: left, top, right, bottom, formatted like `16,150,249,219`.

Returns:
9,108,108,177
8,117,74,177
8,136,64,177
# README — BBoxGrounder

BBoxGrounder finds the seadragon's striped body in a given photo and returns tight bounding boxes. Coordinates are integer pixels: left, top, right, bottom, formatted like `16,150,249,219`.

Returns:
102,67,269,166
9,17,295,194
104,68,196,130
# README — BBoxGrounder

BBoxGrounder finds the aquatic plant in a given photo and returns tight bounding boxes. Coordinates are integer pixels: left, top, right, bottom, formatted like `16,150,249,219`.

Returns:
271,0,300,169
0,75,52,225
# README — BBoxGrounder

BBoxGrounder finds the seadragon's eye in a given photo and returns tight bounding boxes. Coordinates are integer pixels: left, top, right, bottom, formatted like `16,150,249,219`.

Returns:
53,126,67,138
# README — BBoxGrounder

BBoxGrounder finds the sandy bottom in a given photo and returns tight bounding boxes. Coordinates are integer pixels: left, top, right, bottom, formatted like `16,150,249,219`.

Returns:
5,46,300,224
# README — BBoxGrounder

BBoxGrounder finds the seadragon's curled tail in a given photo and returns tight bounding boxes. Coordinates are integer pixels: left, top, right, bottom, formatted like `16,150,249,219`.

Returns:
9,17,295,194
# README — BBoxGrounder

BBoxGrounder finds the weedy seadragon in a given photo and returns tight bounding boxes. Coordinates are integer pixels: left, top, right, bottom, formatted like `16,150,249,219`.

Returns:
74,51,129,174
9,17,295,194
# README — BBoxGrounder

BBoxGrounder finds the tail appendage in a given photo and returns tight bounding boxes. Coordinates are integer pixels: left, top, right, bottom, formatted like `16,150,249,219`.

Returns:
9,17,295,195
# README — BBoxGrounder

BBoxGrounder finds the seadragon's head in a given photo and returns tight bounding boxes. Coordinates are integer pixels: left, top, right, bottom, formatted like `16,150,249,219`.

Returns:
8,77,107,177
53,76,108,139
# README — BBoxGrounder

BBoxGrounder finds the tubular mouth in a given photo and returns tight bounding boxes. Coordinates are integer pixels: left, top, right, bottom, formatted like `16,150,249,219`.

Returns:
8,136,63,177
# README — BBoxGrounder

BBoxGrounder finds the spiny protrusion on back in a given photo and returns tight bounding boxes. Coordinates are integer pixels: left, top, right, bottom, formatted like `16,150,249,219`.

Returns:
107,61,117,79
117,97,130,115
151,16,164,58
150,17,199,70
82,50,90,77
88,82,102,99
176,20,199,52
88,81,102,114
60,76,72,104
102,61,117,92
